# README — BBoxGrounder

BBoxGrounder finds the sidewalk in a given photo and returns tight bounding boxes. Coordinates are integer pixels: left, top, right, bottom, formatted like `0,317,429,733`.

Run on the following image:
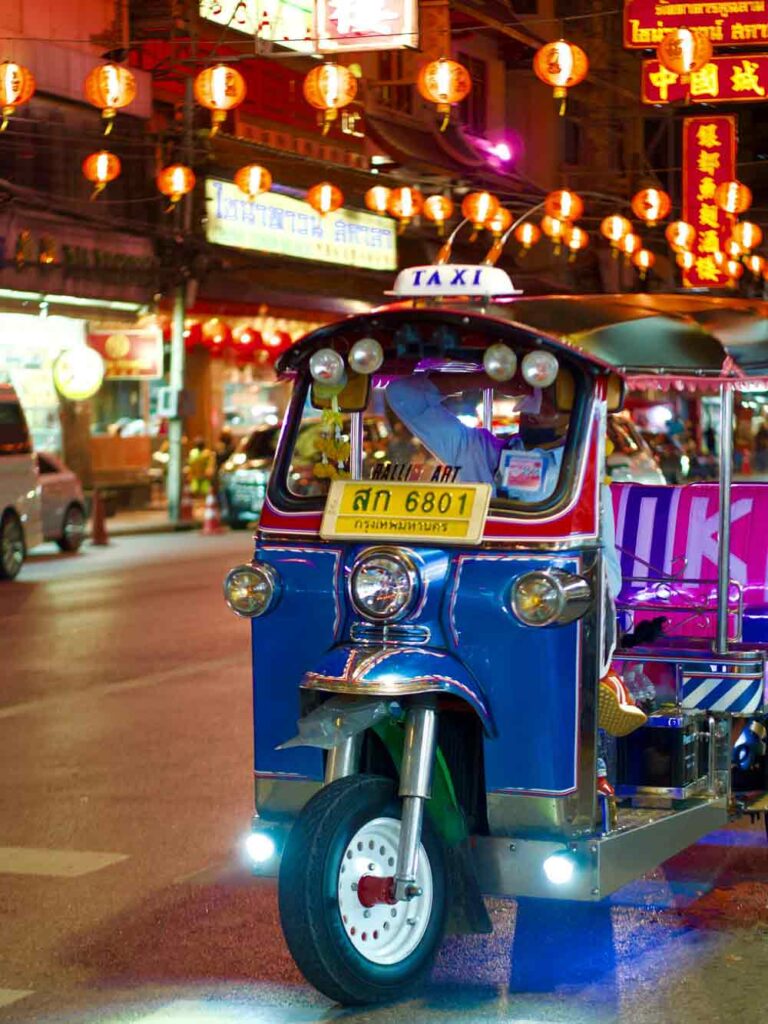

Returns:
104,502,207,537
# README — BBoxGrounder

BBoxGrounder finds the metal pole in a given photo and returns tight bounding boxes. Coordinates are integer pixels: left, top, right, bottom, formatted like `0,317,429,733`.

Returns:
716,383,734,653
166,77,195,525
166,284,186,522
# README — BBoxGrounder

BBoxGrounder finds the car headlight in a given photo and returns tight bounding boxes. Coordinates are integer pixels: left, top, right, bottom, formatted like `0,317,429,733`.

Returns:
510,570,591,627
349,548,418,622
224,563,280,618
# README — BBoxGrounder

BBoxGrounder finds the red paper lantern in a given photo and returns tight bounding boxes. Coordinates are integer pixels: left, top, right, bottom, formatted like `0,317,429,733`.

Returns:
601,214,632,246
486,208,513,239
82,150,121,198
631,188,671,227
157,164,196,206
232,325,261,363
714,180,752,215
202,318,232,357
183,319,203,350
514,222,541,249
423,195,455,235
194,64,246,135
0,61,35,130
541,215,566,244
387,187,424,230
545,189,583,222
303,63,357,134
731,221,762,251
564,224,589,253
657,29,712,80
84,63,136,133
234,164,272,200
365,186,391,215
533,40,588,113
461,191,500,231
306,182,343,216
416,58,472,130
666,220,697,252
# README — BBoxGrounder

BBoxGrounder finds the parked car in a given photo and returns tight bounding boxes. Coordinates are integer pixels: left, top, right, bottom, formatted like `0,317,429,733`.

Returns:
0,382,43,580
607,414,666,485
37,452,87,552
218,418,392,528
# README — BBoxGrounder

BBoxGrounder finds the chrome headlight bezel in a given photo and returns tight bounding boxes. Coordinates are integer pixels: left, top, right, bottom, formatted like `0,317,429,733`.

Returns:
349,547,419,623
223,562,281,618
510,569,591,628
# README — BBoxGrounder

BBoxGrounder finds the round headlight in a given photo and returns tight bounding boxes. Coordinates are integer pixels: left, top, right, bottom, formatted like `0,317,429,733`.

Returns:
511,570,590,627
224,563,280,618
350,548,418,622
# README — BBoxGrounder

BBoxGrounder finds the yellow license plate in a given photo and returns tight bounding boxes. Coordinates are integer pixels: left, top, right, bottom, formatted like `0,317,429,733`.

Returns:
321,481,491,544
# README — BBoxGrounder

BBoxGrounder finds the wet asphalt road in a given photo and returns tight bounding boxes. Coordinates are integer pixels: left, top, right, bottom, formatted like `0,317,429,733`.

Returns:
1,532,768,1024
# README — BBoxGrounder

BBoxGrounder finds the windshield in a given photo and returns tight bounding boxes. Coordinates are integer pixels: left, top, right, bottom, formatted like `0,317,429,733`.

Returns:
277,357,586,515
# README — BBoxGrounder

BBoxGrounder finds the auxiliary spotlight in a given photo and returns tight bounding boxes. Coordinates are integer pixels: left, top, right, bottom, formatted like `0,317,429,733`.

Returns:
543,851,576,886
244,831,276,865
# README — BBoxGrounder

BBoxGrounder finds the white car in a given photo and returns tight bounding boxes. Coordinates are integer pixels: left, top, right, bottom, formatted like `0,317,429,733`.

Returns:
37,452,87,553
0,382,43,580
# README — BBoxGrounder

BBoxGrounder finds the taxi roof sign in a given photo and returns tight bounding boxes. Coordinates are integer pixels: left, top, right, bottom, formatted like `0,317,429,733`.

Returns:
389,264,522,299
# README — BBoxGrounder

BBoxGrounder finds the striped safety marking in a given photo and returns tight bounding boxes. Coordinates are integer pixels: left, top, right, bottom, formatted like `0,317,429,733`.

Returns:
682,674,763,714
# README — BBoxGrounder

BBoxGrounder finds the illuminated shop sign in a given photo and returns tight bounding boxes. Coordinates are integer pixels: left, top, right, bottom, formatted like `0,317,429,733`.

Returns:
642,54,768,103
314,0,418,52
88,328,164,380
682,115,736,288
198,0,314,53
624,0,768,48
198,0,418,53
205,178,397,271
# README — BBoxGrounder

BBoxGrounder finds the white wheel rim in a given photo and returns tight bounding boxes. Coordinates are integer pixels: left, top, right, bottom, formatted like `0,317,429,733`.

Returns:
337,816,433,966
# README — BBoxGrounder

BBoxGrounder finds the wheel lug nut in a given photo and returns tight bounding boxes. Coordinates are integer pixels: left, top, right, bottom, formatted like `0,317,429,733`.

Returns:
407,918,417,926
351,882,358,891
368,863,376,871
363,909,371,918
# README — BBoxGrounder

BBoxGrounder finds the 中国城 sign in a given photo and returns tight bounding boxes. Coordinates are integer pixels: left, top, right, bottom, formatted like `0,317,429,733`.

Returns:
642,54,768,103
205,179,397,271
624,0,768,48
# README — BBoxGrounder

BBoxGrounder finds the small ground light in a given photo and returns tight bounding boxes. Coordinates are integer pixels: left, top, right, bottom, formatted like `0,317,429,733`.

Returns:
543,852,576,885
245,831,276,864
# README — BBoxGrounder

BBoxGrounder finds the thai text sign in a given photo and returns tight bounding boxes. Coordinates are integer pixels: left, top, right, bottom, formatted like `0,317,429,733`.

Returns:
314,0,418,52
205,179,397,271
624,0,768,48
321,481,491,544
682,116,736,288
643,55,768,103
87,328,163,380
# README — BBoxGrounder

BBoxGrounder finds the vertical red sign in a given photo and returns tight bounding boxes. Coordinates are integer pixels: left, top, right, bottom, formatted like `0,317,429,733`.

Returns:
682,115,737,288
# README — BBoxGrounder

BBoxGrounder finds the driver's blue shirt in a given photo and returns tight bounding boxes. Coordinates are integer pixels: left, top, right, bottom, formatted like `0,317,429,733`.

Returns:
386,375,622,597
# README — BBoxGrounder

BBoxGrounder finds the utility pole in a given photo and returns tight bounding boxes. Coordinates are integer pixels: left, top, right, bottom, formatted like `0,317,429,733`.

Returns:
166,76,195,524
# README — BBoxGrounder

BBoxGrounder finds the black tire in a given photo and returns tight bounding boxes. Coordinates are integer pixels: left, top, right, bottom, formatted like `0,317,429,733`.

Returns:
0,511,25,580
57,503,86,552
278,774,447,1006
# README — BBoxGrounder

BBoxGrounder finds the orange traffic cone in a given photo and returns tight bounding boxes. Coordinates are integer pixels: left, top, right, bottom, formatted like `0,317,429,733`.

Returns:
202,491,223,535
91,489,109,546
179,477,195,523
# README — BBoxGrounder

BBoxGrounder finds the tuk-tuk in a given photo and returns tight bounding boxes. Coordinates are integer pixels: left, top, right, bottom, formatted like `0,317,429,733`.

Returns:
223,263,768,1005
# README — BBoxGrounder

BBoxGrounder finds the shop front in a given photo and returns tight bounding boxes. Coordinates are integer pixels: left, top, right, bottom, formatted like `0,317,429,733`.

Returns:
0,207,158,502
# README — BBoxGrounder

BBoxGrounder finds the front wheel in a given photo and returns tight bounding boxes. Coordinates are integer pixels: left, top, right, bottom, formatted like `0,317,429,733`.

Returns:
57,503,86,552
278,774,447,1006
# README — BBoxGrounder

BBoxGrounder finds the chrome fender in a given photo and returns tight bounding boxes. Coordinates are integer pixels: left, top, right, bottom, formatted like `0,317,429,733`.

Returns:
301,645,496,736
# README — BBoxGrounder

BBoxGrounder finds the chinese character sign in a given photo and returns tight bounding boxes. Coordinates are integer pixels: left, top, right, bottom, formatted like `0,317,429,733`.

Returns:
624,0,768,49
643,54,768,103
682,116,737,288
88,329,164,380
314,0,418,51
199,1,314,54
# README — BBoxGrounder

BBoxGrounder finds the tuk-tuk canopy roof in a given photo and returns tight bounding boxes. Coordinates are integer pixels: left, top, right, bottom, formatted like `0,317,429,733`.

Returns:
278,292,768,381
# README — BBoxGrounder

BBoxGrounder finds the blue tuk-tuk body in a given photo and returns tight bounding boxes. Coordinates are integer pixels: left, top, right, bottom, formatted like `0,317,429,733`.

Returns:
225,272,768,1005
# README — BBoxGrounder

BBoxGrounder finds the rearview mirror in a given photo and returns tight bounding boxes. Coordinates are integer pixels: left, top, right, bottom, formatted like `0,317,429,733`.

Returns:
606,373,625,413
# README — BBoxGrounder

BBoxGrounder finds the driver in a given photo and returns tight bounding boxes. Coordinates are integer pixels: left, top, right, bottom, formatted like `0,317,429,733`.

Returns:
386,369,646,740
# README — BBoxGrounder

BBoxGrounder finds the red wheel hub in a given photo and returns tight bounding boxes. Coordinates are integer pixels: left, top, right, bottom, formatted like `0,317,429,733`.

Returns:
357,874,396,908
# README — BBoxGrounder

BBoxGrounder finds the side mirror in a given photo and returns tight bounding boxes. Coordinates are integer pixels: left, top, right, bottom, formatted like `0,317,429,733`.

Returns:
310,370,370,413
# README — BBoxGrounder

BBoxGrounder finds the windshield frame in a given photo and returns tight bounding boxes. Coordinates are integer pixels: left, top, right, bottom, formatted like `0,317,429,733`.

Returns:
269,361,594,522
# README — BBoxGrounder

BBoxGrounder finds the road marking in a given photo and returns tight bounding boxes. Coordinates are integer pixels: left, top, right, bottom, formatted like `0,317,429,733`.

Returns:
0,847,128,878
0,989,33,1009
130,1002,340,1023
0,655,244,721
